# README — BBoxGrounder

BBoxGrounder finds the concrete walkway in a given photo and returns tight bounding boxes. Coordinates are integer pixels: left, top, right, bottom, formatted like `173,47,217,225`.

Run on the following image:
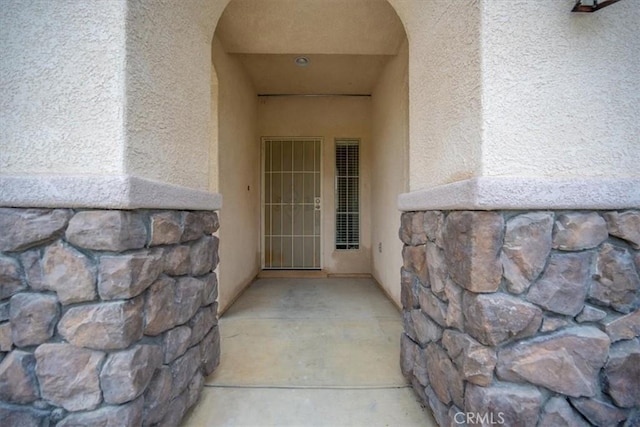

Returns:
182,277,436,427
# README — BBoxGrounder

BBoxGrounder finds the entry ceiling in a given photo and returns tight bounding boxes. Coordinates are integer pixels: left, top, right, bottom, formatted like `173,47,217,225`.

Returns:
215,0,405,94
215,0,405,55
235,54,392,95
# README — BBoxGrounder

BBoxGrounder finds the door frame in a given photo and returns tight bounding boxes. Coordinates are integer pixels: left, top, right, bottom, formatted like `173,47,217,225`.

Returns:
260,136,324,270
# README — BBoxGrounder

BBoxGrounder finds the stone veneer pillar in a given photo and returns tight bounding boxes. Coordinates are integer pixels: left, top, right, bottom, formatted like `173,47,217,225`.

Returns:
0,208,221,426
398,177,640,427
399,208,640,426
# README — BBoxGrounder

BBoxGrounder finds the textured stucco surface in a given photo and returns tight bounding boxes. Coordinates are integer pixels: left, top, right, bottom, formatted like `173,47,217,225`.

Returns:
4,0,640,204
125,0,220,190
371,39,409,306
210,68,220,192
258,96,373,276
0,0,127,176
481,0,640,180
389,0,483,191
213,37,261,312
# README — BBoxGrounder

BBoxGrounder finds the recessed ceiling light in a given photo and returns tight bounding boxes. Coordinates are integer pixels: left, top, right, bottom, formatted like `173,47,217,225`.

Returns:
294,56,310,67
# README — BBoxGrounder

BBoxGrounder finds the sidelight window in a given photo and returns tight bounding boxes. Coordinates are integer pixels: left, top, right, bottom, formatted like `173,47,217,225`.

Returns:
335,140,360,250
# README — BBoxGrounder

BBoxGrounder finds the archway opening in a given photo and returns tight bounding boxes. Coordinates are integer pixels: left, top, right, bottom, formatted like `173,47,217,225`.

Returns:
211,0,409,313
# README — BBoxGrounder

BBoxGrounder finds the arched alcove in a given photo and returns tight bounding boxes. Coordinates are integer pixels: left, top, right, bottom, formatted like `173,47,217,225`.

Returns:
209,0,409,311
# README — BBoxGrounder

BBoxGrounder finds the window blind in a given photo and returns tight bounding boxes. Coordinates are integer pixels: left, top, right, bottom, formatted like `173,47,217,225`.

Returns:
335,140,359,250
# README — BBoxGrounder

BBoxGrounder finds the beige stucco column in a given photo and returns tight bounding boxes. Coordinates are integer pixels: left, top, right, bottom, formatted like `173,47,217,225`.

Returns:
1,0,225,210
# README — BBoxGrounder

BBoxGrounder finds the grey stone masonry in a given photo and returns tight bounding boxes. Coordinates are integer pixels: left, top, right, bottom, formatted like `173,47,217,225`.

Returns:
400,209,640,427
0,208,221,426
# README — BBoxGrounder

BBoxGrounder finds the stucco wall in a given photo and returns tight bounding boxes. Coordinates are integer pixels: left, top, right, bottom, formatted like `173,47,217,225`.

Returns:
388,0,483,191
125,0,220,190
4,0,638,196
371,40,409,306
210,69,220,192
212,38,261,312
480,0,640,180
0,0,127,176
258,96,373,275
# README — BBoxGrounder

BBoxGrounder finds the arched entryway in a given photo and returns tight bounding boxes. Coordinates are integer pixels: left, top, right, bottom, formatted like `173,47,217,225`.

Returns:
210,0,409,313
195,0,419,424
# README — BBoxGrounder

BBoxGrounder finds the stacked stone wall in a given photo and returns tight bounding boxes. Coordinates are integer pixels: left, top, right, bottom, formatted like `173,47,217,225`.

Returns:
0,208,221,426
400,210,640,426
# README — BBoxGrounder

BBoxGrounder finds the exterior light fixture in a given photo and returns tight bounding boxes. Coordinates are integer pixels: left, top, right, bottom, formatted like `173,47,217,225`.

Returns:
294,56,310,67
572,0,621,12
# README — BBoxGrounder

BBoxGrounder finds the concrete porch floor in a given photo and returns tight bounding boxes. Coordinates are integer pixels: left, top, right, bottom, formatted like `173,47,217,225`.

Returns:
182,277,436,426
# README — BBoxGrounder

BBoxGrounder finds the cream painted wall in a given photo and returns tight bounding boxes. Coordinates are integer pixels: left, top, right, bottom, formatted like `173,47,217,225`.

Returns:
388,0,483,191
210,69,220,191
386,0,640,189
5,0,638,195
371,40,409,307
0,0,127,176
125,0,220,190
213,37,261,312
480,0,640,179
258,96,372,275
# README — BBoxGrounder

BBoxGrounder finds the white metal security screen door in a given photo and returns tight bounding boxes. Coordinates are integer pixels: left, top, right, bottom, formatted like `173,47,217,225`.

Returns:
263,138,322,269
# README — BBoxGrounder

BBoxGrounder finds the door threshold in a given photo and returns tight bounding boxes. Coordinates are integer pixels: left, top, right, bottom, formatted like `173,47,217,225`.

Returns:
258,270,328,279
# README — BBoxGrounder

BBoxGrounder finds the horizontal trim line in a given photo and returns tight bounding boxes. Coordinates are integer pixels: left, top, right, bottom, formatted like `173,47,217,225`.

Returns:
257,94,371,97
0,174,222,210
398,177,640,211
